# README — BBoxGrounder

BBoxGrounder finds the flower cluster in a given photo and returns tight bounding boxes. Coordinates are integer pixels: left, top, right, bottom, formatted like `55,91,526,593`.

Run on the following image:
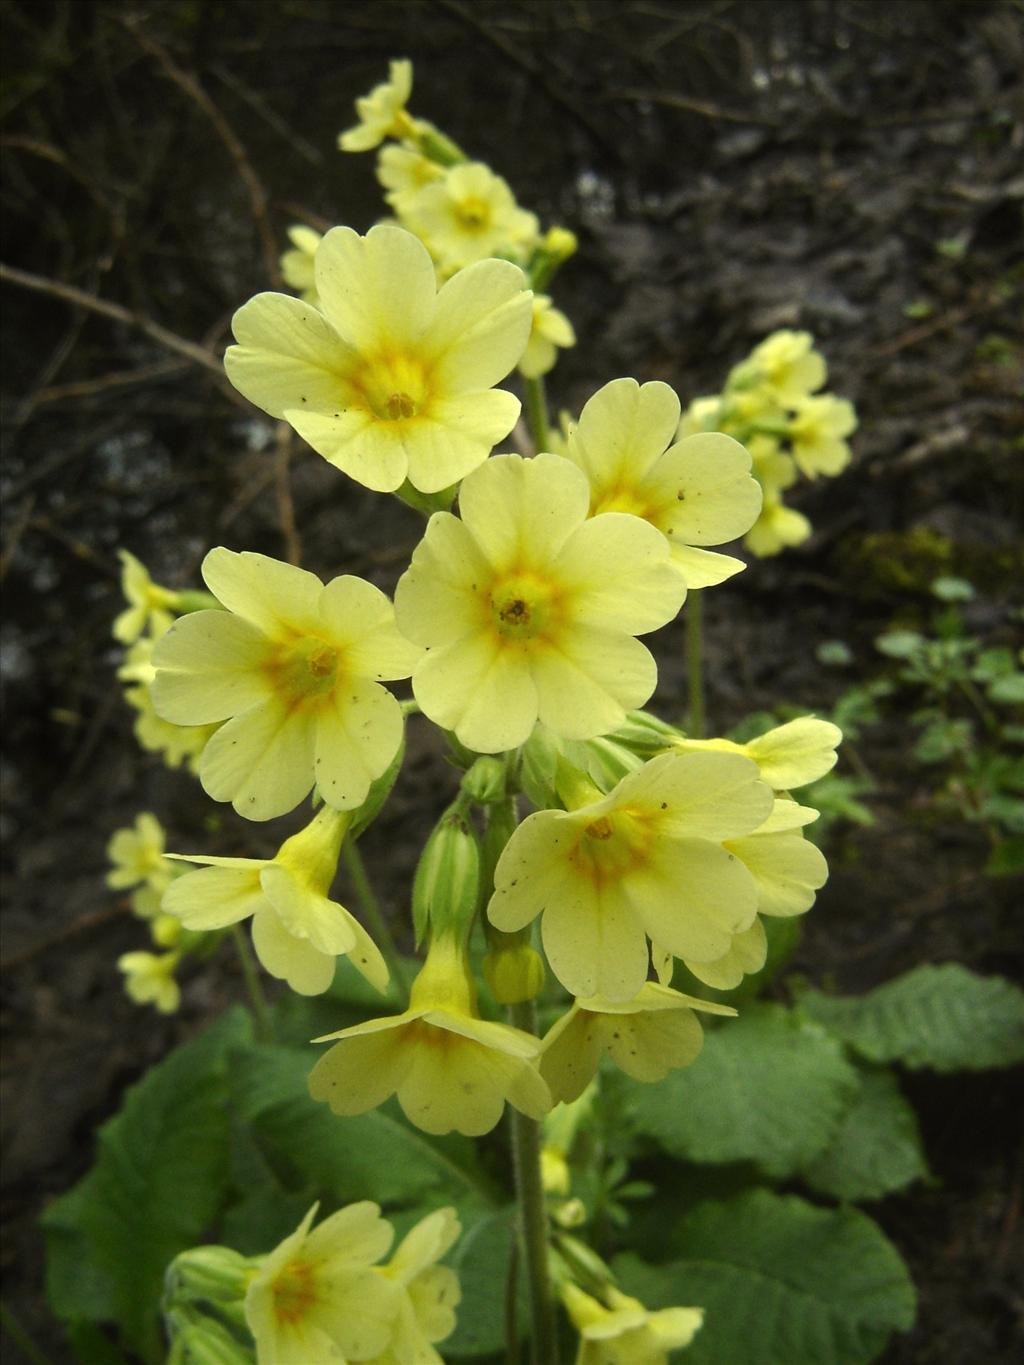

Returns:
108,813,188,1011
679,329,857,556
165,1201,461,1365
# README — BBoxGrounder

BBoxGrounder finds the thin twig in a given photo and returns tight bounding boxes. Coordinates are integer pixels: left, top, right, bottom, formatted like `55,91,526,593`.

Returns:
34,358,188,405
612,85,779,126
122,15,282,288
274,421,302,566
0,261,229,380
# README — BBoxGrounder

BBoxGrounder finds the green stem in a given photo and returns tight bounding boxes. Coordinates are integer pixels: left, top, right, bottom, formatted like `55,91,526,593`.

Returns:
508,998,558,1365
230,925,272,1042
524,375,550,454
0,1303,56,1365
343,840,408,998
685,590,705,738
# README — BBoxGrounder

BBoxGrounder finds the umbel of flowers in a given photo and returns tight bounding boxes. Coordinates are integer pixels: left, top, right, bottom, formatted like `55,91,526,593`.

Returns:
105,58,851,1364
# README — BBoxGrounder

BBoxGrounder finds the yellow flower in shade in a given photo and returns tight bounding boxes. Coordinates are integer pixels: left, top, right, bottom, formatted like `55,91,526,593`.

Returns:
519,294,576,379
279,225,322,305
365,1207,462,1364
107,812,173,893
377,143,444,216
151,547,419,821
394,453,686,754
742,329,826,404
403,162,540,275
118,950,181,1013
564,379,762,589
659,798,829,990
224,224,532,494
676,395,724,438
540,982,735,1103
788,393,856,479
744,489,811,558
309,933,551,1136
338,59,416,151
562,1282,703,1365
488,751,772,1001
244,1201,400,1365
164,806,387,996
113,550,179,644
671,716,842,790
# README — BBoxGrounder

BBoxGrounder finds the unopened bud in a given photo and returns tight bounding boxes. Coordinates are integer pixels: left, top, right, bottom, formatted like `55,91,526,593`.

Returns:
165,1245,253,1305
483,941,544,1003
461,755,506,805
412,804,481,946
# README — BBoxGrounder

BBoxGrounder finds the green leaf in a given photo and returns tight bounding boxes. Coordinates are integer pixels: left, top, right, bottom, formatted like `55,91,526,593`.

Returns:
875,630,925,660
800,964,1024,1072
802,1064,929,1201
624,1004,858,1177
230,1043,496,1208
615,1189,915,1364
986,835,1024,877
988,671,1024,705
443,1205,526,1357
43,1008,252,1362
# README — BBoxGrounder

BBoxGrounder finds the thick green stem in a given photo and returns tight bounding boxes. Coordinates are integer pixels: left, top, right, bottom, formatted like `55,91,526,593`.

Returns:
524,375,550,454
230,925,272,1042
343,840,408,998
685,591,705,738
508,998,558,1365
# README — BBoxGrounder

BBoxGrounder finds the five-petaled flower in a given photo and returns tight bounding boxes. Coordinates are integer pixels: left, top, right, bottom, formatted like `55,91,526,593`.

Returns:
337,58,416,151
309,932,551,1135
564,378,762,589
224,224,532,494
488,751,772,1000
394,452,687,754
151,547,419,821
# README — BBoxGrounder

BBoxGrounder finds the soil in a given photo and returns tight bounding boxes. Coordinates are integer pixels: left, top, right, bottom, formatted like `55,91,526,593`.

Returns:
2,2,1022,1361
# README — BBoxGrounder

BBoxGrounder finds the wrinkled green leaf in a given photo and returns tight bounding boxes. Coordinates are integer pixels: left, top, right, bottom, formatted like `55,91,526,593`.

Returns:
43,1009,252,1362
802,1064,929,1201
443,1205,526,1357
624,1004,858,1177
800,964,1024,1071
615,1190,915,1364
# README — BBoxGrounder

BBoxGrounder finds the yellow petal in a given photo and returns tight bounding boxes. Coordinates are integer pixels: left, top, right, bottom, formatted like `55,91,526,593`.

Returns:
315,224,437,352
620,751,771,840
531,629,656,738
428,258,533,391
318,576,420,678
202,548,323,637
568,378,680,487
605,1006,704,1081
259,865,358,956
556,513,686,633
645,432,761,545
403,391,521,493
313,679,403,810
457,452,589,573
286,406,409,492
627,837,759,961
250,907,336,994
162,865,267,930
309,1027,412,1115
225,291,354,417
199,697,316,820
151,611,272,724
394,513,491,648
542,888,649,1001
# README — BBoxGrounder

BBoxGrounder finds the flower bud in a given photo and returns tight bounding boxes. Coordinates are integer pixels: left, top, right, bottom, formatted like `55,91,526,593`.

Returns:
461,755,507,805
412,803,481,946
483,940,545,1003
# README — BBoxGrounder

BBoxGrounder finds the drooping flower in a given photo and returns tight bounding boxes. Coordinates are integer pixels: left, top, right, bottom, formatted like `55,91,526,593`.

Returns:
107,813,174,893
738,329,826,404
164,806,388,995
562,1282,703,1365
670,716,842,790
338,59,416,152
279,224,322,305
564,379,762,589
151,547,419,821
519,294,576,379
540,982,735,1103
788,393,857,478
244,1201,400,1365
309,932,551,1135
112,550,180,644
488,751,772,1000
224,224,532,494
365,1207,462,1364
402,161,540,275
394,452,686,754
118,950,181,1013
744,440,811,557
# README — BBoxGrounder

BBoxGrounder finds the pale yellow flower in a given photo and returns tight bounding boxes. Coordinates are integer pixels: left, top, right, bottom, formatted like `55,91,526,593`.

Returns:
565,379,762,589
744,491,812,557
338,59,415,151
376,143,444,216
120,634,219,772
519,294,576,379
671,716,842,790
224,224,532,494
244,1201,400,1364
364,1207,461,1365
394,452,686,753
164,806,387,996
107,812,173,892
676,395,724,438
309,933,551,1136
789,393,857,478
113,550,179,644
118,950,180,1013
151,548,419,821
488,751,772,1000
403,161,540,275
540,982,735,1103
279,225,322,305
742,329,826,404
562,1282,703,1365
